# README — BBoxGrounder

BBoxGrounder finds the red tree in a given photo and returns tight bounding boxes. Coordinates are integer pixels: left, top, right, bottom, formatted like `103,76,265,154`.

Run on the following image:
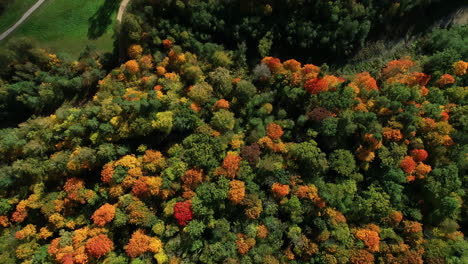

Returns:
400,156,417,174
304,78,328,94
410,149,428,162
174,201,193,226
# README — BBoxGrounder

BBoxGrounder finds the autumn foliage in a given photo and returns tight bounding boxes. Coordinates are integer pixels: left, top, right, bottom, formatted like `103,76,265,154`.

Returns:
182,169,203,189
261,57,283,74
174,201,193,226
437,74,455,87
228,180,245,204
400,156,417,174
125,60,140,74
271,183,289,198
453,61,467,76
128,44,143,59
353,72,378,92
85,234,114,258
0,30,466,264
304,78,328,94
235,233,256,255
410,149,428,162
222,153,242,178
266,122,284,140
355,229,380,252
125,229,162,258
91,203,115,226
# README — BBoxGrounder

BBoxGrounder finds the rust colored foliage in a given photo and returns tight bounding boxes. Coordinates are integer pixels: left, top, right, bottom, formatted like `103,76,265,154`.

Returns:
355,229,380,252
383,128,403,142
283,59,301,72
64,177,85,194
389,210,403,224
302,64,320,79
125,60,140,74
323,74,344,89
12,201,28,223
222,153,242,178
393,250,424,264
350,249,375,264
101,163,114,183
304,77,328,94
437,74,455,87
91,203,115,226
354,72,378,92
410,149,428,162
257,225,268,238
182,169,203,189
401,72,431,87
261,56,283,73
228,180,245,204
162,39,173,49
420,86,429,96
272,183,289,198
266,122,284,140
174,201,193,226
0,216,10,227
85,234,114,258
440,111,449,121
314,197,327,208
156,66,166,76
214,99,230,110
382,57,415,79
63,177,89,203
190,103,201,112
400,156,417,174
240,143,261,165
132,178,149,197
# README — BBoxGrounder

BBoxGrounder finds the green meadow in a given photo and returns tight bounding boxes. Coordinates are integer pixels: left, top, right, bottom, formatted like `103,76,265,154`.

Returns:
1,0,119,57
0,0,37,33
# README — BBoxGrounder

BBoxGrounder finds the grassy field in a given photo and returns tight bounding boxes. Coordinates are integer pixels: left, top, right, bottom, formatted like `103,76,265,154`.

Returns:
0,0,119,57
0,0,37,33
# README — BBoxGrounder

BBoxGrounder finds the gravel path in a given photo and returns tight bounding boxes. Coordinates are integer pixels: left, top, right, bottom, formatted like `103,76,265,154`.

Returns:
117,0,130,23
0,0,46,41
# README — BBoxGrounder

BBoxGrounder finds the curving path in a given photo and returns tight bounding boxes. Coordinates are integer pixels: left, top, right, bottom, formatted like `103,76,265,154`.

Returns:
0,0,130,43
117,0,130,23
0,0,46,41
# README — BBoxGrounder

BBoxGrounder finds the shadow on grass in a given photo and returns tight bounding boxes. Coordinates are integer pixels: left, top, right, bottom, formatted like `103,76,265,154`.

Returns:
87,0,119,39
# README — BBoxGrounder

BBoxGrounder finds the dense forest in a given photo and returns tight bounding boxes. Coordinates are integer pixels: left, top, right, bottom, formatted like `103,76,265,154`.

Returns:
0,0,466,263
